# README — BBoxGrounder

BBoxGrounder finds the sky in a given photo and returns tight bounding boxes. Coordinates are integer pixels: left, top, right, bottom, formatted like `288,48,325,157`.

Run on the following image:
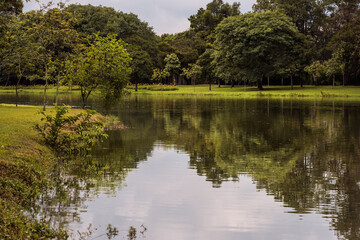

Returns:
23,0,257,35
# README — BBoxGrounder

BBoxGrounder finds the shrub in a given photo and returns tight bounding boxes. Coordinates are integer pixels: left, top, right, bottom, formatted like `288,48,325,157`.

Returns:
35,105,107,157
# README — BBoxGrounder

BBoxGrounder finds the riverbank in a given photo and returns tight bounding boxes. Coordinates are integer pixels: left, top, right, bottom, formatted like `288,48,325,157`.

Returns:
0,85,78,94
1,85,360,100
127,85,360,99
0,105,75,239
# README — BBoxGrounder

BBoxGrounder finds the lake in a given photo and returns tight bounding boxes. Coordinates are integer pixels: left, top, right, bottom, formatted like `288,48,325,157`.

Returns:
2,93,359,239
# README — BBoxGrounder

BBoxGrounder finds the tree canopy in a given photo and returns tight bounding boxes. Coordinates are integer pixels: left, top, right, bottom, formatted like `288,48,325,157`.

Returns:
164,53,181,85
65,4,159,65
213,10,313,89
1,0,360,90
64,34,132,108
0,0,24,15
189,0,241,41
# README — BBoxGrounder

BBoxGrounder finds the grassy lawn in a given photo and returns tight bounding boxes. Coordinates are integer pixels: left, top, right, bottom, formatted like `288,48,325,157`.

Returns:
0,85,79,94
1,84,360,100
0,105,81,239
127,84,360,99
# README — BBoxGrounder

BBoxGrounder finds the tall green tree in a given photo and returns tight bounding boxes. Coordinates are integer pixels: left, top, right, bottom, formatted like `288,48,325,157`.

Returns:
197,48,216,89
327,1,360,85
164,53,181,86
1,16,35,105
65,4,159,66
325,50,345,87
64,34,132,108
304,60,326,85
151,68,170,84
0,0,25,83
166,31,206,69
253,0,360,85
128,46,153,91
213,10,312,90
25,3,79,110
183,63,202,87
156,1,241,86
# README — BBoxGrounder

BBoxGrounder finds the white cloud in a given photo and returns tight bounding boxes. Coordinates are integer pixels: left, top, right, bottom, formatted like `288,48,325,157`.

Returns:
23,0,256,35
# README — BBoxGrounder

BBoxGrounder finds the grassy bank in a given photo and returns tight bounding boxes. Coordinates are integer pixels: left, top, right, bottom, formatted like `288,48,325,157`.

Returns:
127,84,360,99
0,85,79,95
0,105,73,239
1,84,360,100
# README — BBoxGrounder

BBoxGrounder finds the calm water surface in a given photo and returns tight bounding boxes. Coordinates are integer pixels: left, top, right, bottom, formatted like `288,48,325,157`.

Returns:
2,93,359,239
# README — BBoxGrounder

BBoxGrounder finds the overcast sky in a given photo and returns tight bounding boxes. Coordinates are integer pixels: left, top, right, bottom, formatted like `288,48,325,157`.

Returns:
23,0,256,35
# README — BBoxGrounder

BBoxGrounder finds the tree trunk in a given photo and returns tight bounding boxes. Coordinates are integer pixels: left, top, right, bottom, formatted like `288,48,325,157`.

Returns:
135,80,138,92
313,73,317,86
231,80,234,88
281,77,284,86
257,78,263,90
300,78,303,88
5,75,9,87
81,87,86,109
209,82,211,91
16,65,22,107
82,90,92,109
43,80,48,111
343,63,349,86
56,74,60,105
173,75,176,86
291,75,294,90
43,65,48,111
16,79,20,107
218,80,221,88
267,76,270,87
343,72,345,86
332,75,335,89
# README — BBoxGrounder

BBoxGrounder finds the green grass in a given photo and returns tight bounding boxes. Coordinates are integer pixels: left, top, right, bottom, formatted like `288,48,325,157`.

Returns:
1,84,360,100
0,85,79,94
127,84,360,100
0,105,78,239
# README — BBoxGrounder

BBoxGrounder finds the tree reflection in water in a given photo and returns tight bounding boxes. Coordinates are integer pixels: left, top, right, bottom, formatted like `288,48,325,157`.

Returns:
39,96,360,239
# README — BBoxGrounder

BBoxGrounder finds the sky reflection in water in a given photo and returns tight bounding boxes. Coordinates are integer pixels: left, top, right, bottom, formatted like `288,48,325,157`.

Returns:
72,146,335,240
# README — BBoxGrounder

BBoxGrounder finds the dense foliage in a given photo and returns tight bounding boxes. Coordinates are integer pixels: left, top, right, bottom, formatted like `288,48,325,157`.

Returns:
35,105,107,156
1,0,360,90
213,10,313,89
64,34,132,108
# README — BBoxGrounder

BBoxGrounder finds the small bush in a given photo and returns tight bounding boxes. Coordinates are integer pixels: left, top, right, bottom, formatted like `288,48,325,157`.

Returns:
35,105,107,157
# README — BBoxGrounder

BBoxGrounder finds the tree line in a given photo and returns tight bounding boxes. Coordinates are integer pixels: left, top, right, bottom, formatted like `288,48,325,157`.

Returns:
1,0,360,96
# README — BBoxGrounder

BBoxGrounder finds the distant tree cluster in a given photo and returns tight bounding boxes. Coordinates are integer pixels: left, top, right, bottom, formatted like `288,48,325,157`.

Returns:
158,0,360,88
0,2,154,108
1,0,360,98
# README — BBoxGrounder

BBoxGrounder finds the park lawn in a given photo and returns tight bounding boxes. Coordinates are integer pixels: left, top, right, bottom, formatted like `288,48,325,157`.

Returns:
127,84,360,99
0,85,79,94
1,84,360,101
